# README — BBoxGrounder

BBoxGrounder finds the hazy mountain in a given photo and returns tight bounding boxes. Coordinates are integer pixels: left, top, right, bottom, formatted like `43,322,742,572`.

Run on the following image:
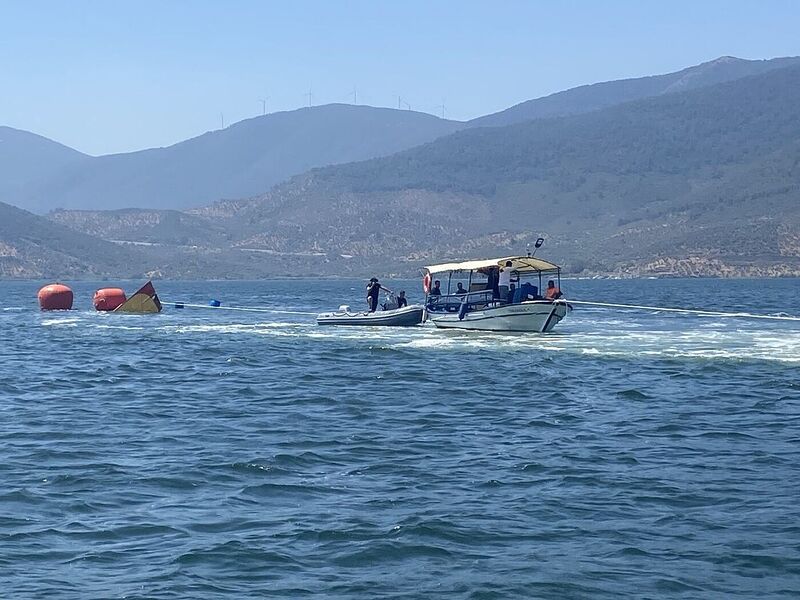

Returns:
15,104,462,213
0,126,87,206
469,56,800,128
11,54,798,218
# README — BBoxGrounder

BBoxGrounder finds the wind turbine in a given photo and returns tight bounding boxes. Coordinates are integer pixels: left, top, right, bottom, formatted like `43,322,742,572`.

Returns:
305,87,314,107
259,97,270,115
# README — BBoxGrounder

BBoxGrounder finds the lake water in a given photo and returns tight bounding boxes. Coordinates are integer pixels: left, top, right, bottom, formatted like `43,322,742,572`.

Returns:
2,278,799,598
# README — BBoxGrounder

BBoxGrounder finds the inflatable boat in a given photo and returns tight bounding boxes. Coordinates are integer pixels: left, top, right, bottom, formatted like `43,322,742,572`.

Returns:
317,304,424,327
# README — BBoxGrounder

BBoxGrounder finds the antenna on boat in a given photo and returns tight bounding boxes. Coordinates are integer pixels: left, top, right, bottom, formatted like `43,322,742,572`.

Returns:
529,237,545,257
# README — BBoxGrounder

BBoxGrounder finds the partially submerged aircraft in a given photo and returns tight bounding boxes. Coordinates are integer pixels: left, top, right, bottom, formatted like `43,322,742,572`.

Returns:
114,281,162,314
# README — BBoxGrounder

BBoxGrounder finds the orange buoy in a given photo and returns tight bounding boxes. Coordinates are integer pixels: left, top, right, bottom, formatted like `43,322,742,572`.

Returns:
38,283,74,311
93,288,127,312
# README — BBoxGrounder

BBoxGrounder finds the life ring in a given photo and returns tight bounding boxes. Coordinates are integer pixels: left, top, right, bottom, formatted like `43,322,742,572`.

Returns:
422,272,431,294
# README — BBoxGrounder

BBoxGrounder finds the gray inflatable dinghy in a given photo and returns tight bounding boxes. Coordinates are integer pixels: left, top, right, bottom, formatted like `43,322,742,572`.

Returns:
317,304,424,326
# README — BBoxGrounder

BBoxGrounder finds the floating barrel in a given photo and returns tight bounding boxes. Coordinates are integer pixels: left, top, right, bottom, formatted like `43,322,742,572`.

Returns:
38,283,74,311
93,288,127,311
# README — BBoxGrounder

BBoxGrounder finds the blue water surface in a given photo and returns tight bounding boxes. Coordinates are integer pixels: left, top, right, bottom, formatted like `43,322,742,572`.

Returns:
1,278,799,598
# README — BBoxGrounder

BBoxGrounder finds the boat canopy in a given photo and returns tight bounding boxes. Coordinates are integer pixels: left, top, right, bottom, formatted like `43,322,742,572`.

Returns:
424,256,560,275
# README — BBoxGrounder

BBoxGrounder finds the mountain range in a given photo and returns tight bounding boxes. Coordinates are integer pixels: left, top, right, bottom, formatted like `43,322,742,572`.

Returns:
2,105,462,213
6,56,799,216
470,55,800,127
3,56,800,279
189,62,800,277
0,127,87,207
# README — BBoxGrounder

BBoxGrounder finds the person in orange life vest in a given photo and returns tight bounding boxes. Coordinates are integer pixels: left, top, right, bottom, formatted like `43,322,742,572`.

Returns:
544,279,562,300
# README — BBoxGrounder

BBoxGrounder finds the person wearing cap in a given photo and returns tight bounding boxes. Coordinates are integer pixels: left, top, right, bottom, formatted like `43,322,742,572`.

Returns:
366,277,382,312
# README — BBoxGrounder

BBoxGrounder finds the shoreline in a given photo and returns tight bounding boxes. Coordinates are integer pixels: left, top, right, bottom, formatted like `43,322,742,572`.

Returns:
2,273,800,283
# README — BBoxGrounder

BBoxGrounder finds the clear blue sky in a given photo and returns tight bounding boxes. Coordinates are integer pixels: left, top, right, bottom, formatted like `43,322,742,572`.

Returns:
2,0,798,155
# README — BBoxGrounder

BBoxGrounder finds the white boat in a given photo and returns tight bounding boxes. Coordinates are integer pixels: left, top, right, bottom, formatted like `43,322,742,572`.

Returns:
317,304,425,327
423,255,568,333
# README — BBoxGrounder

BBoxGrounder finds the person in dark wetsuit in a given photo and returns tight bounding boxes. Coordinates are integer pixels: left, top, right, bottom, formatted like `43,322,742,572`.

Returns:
397,291,408,308
486,267,500,300
366,278,382,312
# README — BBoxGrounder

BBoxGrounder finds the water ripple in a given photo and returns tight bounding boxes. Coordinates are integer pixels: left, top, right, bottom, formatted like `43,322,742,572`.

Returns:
2,278,800,598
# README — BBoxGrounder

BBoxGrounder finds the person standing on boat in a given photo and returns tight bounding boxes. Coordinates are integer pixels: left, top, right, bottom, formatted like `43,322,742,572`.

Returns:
366,277,382,312
485,267,500,300
397,291,408,308
498,261,514,301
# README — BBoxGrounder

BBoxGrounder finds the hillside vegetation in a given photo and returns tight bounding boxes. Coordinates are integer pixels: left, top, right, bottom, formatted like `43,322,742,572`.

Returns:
195,64,800,277
0,202,151,278
6,57,800,278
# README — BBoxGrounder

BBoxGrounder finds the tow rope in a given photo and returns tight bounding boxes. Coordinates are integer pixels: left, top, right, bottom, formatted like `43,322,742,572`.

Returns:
161,300,317,316
162,298,800,323
567,300,800,322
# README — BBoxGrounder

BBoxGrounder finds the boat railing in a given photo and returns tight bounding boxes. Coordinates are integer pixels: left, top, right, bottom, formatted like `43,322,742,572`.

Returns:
426,290,495,313
427,288,558,314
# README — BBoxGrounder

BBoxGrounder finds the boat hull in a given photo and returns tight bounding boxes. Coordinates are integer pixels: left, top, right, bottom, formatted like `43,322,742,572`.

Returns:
429,300,567,332
317,305,424,327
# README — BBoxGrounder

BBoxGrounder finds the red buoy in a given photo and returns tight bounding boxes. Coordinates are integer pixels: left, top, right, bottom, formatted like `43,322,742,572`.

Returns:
93,288,127,311
38,283,74,311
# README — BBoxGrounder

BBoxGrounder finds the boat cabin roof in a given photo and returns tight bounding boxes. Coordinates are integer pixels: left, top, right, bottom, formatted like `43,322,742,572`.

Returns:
424,255,560,275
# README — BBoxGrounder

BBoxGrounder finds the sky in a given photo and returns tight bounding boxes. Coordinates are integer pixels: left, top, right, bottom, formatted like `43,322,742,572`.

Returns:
2,0,799,155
